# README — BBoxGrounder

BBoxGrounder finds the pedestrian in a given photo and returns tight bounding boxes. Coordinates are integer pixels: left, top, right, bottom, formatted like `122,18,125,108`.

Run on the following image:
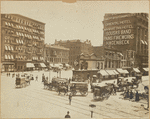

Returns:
144,86,149,109
135,91,139,101
69,93,72,105
64,111,71,118
36,75,38,81
112,81,116,95
42,74,45,83
129,90,134,99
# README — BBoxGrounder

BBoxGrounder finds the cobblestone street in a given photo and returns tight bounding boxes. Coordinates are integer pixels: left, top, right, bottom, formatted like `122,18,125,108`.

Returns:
1,71,149,118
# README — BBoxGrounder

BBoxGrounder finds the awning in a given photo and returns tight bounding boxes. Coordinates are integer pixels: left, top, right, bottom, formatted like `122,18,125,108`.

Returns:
143,68,149,72
144,41,148,45
97,70,109,76
53,64,60,68
8,55,11,59
106,70,116,75
65,64,70,67
133,68,140,73
26,63,35,68
5,55,8,59
116,68,129,74
11,55,14,59
11,46,14,51
141,40,145,44
8,46,11,50
40,63,47,68
50,64,54,67
113,70,119,75
119,53,123,56
5,46,8,50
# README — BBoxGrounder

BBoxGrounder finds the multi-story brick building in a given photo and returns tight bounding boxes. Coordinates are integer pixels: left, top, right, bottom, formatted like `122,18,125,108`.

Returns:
1,14,45,72
92,45,124,69
54,39,92,66
44,44,69,65
103,13,148,70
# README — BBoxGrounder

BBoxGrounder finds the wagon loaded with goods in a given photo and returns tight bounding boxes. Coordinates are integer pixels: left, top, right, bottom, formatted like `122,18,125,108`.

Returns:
15,73,31,88
92,82,113,100
69,82,88,96
117,77,140,91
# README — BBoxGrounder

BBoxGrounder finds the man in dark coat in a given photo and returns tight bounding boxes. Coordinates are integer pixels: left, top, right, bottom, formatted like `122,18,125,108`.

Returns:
135,91,139,101
42,74,45,82
69,94,72,105
129,90,134,99
65,111,71,118
144,86,149,109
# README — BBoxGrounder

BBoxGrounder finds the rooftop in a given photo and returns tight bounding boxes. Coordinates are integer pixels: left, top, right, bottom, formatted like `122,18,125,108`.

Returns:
2,14,45,25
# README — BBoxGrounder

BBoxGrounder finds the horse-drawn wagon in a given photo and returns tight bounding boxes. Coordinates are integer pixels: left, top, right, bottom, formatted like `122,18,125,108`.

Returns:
69,82,88,96
43,77,69,92
117,77,140,91
15,73,31,88
92,82,113,100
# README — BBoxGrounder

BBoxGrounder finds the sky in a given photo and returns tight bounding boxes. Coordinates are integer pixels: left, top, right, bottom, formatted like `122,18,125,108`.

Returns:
1,1,149,46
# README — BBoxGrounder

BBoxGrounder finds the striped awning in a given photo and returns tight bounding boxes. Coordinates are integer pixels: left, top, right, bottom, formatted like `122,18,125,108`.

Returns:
97,70,109,76
113,70,119,75
141,40,145,44
133,68,140,73
116,68,129,74
143,68,149,72
106,70,116,75
26,63,35,68
40,63,46,67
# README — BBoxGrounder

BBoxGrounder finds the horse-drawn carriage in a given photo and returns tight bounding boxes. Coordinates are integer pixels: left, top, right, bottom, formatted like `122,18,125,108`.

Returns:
43,77,69,92
92,82,113,100
117,77,140,91
15,73,31,88
69,82,88,96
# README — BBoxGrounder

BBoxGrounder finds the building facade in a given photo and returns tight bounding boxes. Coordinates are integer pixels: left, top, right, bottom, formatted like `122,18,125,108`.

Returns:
54,39,92,66
1,14,45,72
44,44,69,65
103,13,148,69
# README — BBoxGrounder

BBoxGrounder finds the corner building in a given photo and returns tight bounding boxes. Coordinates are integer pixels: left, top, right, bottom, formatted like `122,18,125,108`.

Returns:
103,13,148,69
1,14,45,72
44,44,69,65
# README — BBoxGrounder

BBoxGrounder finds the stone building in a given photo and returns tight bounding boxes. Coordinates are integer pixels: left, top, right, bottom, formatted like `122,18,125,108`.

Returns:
54,39,92,67
1,14,45,71
103,13,148,70
44,44,69,65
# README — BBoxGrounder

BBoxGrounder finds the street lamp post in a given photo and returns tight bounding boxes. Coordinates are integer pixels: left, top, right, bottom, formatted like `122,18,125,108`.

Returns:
89,104,96,118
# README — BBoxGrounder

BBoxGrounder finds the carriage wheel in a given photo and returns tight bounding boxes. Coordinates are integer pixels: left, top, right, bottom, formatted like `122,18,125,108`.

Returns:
80,90,88,96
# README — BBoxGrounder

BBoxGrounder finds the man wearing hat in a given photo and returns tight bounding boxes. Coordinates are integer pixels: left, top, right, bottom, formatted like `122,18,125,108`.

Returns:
65,111,71,118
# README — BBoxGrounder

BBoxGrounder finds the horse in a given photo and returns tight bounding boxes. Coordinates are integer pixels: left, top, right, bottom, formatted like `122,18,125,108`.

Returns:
57,86,68,95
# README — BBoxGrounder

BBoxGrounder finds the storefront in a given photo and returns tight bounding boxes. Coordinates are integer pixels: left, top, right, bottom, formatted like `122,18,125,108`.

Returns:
142,68,149,76
116,68,129,77
97,70,109,80
131,68,141,77
1,62,15,72
26,63,35,71
105,70,116,79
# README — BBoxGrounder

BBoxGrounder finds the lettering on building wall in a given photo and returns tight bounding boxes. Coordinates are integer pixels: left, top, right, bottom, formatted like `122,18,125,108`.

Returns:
105,40,130,45
105,20,131,26
104,34,134,40
104,25,134,31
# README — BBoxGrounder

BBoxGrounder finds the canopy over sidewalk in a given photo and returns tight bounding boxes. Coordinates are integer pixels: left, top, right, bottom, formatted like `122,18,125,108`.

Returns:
26,63,35,68
97,70,109,76
116,68,129,74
